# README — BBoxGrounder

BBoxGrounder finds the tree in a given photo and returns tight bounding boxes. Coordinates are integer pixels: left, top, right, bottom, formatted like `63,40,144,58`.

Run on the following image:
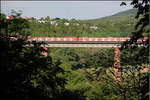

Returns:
120,0,149,47
105,1,150,99
90,48,114,68
104,65,149,100
0,11,66,100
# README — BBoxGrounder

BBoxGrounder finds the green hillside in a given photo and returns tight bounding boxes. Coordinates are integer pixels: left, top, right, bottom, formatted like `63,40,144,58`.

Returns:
82,9,137,23
112,8,137,16
27,9,140,37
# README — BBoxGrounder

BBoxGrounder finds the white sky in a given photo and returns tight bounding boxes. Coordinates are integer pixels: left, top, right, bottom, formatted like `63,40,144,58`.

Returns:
1,1,133,20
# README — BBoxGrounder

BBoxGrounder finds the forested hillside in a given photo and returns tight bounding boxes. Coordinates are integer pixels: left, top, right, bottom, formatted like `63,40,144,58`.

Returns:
24,9,142,37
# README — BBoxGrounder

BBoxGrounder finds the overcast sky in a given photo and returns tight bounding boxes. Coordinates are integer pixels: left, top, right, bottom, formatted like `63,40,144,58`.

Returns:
1,1,133,20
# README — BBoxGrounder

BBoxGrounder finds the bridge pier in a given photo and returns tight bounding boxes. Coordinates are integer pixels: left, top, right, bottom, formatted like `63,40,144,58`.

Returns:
42,47,49,56
41,46,122,82
114,48,121,82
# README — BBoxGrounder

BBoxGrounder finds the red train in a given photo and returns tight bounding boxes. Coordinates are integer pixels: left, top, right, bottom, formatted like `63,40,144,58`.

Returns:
27,37,148,42
9,37,148,42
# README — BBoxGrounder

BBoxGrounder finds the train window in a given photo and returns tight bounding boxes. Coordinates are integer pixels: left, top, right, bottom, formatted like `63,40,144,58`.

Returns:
120,38,124,41
89,38,92,41
120,38,122,41
108,38,111,41
95,38,98,41
50,38,54,41
122,38,125,41
57,38,60,41
83,38,86,41
102,38,104,41
120,38,123,41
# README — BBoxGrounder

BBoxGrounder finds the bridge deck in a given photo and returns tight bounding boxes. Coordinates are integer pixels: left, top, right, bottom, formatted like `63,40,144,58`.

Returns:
28,41,145,48
44,43,121,48
44,41,123,44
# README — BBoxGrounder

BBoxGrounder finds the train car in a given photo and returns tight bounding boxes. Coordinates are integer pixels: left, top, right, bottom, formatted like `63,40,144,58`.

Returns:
78,37,88,41
114,37,130,42
28,37,35,41
44,37,78,42
77,37,130,42
27,37,148,43
54,37,77,42
137,37,149,42
88,37,98,41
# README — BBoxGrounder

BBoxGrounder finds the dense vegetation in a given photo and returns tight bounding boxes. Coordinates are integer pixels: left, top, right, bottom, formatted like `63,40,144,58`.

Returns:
49,47,149,100
0,11,68,100
1,0,149,99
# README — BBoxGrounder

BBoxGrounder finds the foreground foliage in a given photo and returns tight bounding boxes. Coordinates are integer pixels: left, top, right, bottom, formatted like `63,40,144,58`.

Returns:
0,12,67,100
50,47,149,100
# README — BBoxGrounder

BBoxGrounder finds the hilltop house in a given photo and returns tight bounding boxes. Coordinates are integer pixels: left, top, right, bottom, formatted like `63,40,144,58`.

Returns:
64,22,70,26
90,26,98,30
50,21,58,26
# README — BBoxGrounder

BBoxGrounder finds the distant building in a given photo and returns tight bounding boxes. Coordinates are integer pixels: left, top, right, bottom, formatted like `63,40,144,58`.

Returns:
64,22,70,26
73,23,80,26
50,21,58,26
7,16,14,19
38,20,46,23
7,16,31,20
90,26,98,30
